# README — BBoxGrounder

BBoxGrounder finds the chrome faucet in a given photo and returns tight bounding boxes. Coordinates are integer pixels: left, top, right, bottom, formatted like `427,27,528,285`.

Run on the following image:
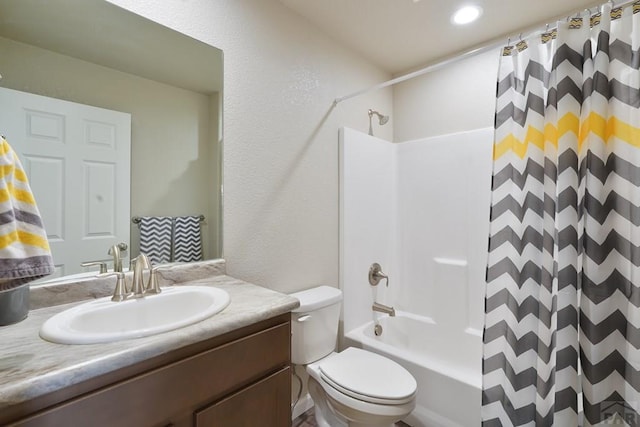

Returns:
372,302,395,317
131,254,150,297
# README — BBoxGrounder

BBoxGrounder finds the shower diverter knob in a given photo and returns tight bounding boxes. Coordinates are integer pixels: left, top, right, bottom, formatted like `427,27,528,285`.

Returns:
368,263,389,287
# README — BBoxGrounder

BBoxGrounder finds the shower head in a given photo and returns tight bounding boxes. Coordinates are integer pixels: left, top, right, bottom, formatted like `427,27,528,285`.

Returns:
368,109,389,136
368,109,389,125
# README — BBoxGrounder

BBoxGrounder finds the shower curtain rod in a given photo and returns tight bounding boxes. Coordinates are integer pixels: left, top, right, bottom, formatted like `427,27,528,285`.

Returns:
332,0,632,106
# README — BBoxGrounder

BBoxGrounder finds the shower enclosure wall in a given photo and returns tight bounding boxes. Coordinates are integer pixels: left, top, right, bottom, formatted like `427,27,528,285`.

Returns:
339,127,493,426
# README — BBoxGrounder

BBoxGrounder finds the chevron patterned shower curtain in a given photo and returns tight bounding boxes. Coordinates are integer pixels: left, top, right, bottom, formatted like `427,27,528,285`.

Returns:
483,3,640,426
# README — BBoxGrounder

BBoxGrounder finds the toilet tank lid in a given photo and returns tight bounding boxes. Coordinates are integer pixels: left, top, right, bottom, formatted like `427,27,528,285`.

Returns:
290,286,342,313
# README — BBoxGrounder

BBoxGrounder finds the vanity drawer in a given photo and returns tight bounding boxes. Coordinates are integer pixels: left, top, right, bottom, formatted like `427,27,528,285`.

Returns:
195,366,290,426
13,320,291,427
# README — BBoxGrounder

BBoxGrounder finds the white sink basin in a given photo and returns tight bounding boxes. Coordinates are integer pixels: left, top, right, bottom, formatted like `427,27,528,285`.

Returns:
40,286,230,345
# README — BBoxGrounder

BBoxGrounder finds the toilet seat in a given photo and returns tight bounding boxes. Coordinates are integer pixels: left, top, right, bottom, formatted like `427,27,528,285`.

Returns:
318,348,417,405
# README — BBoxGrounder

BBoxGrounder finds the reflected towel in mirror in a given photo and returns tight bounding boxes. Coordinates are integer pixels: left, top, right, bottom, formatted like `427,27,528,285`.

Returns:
173,216,203,262
138,216,172,265
0,136,55,290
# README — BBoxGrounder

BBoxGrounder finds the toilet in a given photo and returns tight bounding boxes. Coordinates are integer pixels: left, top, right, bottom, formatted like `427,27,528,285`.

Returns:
290,286,417,427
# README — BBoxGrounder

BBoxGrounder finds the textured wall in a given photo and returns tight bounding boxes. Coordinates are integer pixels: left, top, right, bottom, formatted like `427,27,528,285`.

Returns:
393,49,500,142
107,0,393,293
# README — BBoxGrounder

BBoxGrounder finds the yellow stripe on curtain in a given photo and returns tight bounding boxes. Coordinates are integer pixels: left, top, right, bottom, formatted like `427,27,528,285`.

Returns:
493,113,582,160
579,112,640,149
493,112,640,159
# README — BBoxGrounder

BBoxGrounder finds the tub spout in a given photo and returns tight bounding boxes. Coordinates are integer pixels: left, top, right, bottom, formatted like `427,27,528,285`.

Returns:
372,302,395,317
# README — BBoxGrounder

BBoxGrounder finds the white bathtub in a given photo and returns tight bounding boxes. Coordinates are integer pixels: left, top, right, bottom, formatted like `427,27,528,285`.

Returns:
344,312,482,427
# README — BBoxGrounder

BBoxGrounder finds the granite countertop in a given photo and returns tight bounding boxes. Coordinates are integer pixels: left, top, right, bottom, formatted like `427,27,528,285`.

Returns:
0,270,299,411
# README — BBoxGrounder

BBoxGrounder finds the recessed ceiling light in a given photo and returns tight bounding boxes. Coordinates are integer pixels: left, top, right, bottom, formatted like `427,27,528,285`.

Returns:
451,5,482,25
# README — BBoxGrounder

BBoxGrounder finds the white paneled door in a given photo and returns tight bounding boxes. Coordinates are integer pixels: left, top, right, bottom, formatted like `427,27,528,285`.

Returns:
0,87,131,279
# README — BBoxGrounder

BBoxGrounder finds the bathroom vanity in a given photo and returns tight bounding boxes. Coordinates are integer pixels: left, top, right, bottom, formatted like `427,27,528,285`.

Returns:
0,265,298,426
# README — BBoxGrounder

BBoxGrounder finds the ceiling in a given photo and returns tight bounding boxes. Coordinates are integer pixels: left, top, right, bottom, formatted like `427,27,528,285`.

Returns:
0,0,223,93
279,0,606,74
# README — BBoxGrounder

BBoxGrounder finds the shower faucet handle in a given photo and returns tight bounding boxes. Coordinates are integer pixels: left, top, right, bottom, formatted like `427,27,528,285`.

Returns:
369,263,389,287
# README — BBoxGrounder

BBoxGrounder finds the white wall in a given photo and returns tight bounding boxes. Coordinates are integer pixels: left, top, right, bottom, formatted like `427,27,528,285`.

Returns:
393,49,500,142
107,0,394,293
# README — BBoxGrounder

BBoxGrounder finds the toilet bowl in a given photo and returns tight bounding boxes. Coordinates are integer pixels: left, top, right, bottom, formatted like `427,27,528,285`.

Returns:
290,286,417,427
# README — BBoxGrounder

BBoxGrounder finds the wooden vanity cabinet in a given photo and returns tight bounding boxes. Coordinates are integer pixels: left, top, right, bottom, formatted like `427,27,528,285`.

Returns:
4,313,292,427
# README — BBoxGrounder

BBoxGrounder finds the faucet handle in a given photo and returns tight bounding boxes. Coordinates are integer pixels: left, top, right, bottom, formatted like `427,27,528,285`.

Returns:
97,272,129,302
145,266,162,295
136,253,151,269
81,261,108,274
131,254,151,297
368,263,389,287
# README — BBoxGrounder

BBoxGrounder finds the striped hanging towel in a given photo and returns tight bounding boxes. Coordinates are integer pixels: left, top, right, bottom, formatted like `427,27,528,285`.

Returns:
0,137,54,290
172,216,203,262
138,216,172,265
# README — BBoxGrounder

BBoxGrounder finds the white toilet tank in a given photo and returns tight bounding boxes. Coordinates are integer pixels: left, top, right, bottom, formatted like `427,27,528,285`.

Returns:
289,286,342,365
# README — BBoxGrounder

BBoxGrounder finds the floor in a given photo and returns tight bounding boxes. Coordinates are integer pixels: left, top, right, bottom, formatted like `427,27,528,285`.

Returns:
293,407,410,427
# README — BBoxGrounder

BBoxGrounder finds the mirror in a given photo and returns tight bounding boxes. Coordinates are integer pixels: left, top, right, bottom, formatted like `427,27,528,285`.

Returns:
0,0,223,282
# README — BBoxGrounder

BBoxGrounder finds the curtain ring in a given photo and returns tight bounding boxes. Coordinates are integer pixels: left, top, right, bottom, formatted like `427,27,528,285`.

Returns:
518,33,523,41
507,37,511,46
546,23,550,32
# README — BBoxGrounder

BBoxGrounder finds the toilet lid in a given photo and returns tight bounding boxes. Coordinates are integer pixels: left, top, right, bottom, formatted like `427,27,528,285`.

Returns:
318,348,417,404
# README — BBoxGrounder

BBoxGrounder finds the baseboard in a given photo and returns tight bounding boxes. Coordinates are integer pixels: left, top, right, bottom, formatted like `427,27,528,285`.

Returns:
292,394,314,420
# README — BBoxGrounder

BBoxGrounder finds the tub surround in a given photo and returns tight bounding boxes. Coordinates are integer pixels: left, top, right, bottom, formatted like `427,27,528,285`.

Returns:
340,127,492,425
0,261,299,424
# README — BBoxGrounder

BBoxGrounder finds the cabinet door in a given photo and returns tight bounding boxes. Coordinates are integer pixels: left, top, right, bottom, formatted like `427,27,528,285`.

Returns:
195,367,291,427
12,322,290,427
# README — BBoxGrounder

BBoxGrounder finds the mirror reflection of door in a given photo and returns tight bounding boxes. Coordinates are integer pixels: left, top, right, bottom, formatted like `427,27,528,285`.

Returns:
0,87,131,279
0,0,224,280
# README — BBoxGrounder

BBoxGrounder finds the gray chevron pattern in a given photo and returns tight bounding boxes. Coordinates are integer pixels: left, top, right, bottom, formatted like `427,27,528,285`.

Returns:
138,216,173,265
172,216,203,263
484,3,640,426
137,216,204,264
